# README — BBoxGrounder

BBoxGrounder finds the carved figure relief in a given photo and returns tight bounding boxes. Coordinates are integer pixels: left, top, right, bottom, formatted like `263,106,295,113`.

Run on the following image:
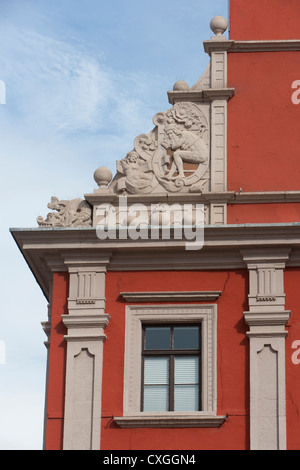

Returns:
112,102,209,194
37,196,92,227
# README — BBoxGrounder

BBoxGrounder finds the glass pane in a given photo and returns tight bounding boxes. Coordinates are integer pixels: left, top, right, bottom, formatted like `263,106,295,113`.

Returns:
144,385,169,411
173,326,199,349
174,356,199,384
144,357,169,384
174,385,199,411
145,327,171,350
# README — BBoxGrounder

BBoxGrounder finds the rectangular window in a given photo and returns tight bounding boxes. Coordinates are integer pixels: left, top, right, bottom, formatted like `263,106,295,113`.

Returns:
141,325,201,412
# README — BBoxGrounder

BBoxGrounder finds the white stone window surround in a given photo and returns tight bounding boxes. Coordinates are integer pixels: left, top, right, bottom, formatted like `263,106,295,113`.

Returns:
114,304,226,428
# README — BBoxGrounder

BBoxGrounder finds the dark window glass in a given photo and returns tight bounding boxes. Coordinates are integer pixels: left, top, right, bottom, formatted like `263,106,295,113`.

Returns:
173,326,199,350
144,327,171,350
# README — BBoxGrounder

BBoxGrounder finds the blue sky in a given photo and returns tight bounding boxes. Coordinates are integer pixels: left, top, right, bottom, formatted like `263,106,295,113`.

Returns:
0,0,228,449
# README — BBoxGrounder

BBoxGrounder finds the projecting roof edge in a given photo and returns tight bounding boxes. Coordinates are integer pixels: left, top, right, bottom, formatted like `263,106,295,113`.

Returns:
10,223,300,302
9,222,300,233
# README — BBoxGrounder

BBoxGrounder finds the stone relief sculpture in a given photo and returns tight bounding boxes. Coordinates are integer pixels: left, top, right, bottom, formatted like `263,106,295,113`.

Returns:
110,102,209,194
37,196,92,227
161,122,208,180
117,151,154,193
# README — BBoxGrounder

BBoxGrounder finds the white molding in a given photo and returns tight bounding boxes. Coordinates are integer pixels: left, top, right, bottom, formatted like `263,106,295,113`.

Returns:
120,291,222,302
229,40,300,53
233,190,300,204
118,304,222,428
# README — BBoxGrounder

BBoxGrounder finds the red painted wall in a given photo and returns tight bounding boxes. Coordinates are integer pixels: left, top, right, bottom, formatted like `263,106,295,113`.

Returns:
284,268,300,450
227,2,300,223
101,270,249,450
228,203,300,224
227,51,300,194
44,272,68,450
229,0,300,40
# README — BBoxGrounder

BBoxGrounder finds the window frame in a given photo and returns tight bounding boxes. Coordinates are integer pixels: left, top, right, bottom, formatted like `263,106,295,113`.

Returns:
141,324,202,412
114,304,226,428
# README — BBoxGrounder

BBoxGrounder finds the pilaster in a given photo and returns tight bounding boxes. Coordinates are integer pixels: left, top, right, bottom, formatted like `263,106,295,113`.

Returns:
242,249,291,450
61,252,111,450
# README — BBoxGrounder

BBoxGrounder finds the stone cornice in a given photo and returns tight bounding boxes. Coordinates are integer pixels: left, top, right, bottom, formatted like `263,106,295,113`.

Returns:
229,40,300,53
10,223,300,250
203,39,234,55
84,191,236,206
204,39,300,55
232,191,300,204
167,88,235,105
10,223,300,302
84,190,300,207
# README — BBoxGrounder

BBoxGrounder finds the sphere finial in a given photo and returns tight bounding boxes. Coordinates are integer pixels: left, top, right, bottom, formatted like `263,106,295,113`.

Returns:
94,166,113,190
173,80,189,91
210,16,228,37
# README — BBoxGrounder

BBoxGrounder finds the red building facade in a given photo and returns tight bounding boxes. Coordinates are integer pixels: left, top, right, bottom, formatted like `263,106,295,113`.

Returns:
11,0,300,450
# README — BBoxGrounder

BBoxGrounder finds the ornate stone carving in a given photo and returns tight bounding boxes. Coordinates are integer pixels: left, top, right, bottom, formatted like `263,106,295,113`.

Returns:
110,102,209,194
37,196,92,227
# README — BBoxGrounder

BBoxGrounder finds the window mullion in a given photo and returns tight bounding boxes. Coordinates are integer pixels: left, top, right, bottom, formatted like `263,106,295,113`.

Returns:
141,356,144,412
169,355,174,411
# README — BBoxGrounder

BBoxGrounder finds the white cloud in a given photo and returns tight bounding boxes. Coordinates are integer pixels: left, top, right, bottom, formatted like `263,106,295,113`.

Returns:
0,24,163,140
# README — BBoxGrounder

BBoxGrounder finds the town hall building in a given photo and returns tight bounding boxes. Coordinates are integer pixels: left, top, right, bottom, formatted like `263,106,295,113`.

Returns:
11,0,300,450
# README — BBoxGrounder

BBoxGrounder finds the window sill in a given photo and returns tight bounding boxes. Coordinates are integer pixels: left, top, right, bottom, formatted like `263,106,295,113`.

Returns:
114,413,227,428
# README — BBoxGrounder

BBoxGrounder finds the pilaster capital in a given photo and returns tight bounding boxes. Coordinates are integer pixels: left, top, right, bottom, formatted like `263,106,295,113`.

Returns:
61,251,112,272
241,247,291,331
241,248,291,267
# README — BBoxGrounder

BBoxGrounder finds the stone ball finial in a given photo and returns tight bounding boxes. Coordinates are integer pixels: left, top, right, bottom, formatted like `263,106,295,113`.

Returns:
210,16,228,37
94,166,113,189
173,80,189,91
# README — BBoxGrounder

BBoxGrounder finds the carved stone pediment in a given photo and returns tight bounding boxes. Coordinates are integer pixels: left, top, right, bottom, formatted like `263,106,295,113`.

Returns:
38,18,234,228
109,102,209,195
